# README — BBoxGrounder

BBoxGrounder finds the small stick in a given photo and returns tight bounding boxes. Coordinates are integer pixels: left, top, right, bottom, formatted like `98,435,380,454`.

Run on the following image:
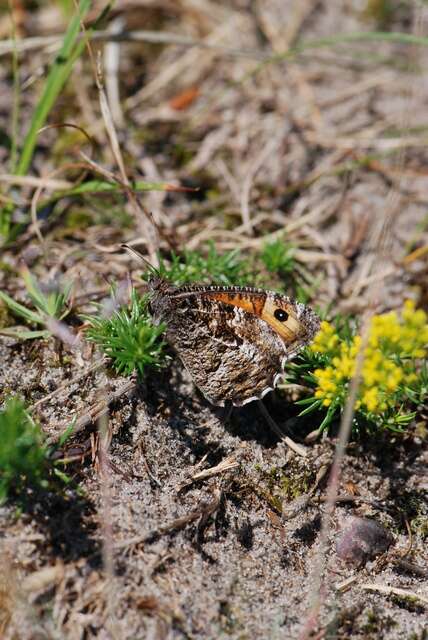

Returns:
30,359,106,411
359,583,428,606
334,575,359,593
177,455,239,492
115,491,221,548
46,378,137,445
392,559,428,578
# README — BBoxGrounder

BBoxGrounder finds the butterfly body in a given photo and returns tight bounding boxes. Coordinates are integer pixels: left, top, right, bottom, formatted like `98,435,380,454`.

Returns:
148,279,320,406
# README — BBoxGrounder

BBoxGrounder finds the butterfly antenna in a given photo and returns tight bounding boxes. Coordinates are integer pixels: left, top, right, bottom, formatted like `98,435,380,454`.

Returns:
121,244,159,276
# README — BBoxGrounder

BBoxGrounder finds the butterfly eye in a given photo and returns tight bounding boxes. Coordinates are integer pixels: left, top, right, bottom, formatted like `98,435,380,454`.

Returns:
274,308,289,322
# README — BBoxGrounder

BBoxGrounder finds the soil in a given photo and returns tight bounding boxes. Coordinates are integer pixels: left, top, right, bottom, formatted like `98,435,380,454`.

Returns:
0,2,427,639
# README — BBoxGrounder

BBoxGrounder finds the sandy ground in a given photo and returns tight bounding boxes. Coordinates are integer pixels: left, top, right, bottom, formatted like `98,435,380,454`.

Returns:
0,1,428,638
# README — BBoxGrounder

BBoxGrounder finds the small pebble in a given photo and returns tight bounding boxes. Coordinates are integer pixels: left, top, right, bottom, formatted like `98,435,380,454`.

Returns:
336,516,393,566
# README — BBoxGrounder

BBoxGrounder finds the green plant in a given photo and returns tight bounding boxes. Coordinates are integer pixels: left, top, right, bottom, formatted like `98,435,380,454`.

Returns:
259,236,319,301
143,240,308,291
0,264,71,339
0,0,92,244
260,238,296,278
151,242,255,286
288,300,428,433
84,288,167,378
0,397,71,503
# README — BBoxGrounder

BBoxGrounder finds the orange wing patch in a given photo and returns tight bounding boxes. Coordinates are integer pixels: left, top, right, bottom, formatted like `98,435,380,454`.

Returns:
206,291,265,315
206,291,302,345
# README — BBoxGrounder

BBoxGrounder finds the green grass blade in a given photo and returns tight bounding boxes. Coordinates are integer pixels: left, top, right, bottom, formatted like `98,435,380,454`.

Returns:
0,328,50,340
20,265,50,315
15,0,91,176
297,400,323,417
28,180,193,220
0,290,42,325
60,179,186,197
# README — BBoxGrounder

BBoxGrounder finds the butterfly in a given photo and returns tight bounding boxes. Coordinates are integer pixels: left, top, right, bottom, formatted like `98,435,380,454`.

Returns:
124,246,320,407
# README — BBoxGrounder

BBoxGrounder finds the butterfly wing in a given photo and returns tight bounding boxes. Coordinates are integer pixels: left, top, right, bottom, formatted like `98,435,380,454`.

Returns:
150,284,319,406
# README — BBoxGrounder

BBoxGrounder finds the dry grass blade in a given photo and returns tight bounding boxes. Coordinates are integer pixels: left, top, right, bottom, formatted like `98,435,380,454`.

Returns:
359,583,428,606
0,174,71,190
190,455,239,482
46,379,137,445
0,30,270,59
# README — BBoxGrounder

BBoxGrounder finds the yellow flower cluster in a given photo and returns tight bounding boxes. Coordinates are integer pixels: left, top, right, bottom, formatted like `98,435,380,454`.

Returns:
311,302,428,415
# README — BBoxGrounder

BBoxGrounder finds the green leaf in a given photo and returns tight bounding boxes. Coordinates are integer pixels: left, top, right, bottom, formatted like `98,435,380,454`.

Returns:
58,420,75,447
16,0,92,176
297,399,323,417
0,398,47,502
0,290,43,325
0,328,50,340
60,179,184,197
318,404,339,432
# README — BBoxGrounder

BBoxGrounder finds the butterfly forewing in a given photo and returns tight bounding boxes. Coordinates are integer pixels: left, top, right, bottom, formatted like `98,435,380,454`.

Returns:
149,282,320,406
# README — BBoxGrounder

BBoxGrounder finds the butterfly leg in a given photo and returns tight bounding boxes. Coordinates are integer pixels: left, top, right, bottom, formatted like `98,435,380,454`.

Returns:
257,401,307,458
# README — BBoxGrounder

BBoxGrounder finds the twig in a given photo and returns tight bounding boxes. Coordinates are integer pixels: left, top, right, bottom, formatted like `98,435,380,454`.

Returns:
0,174,70,190
334,575,359,593
177,455,239,492
46,378,137,445
191,455,239,483
0,30,269,60
359,583,428,606
115,491,221,548
29,358,106,411
392,559,428,578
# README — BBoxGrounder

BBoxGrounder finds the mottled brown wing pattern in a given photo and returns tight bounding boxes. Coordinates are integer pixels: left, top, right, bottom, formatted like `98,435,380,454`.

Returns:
149,282,320,406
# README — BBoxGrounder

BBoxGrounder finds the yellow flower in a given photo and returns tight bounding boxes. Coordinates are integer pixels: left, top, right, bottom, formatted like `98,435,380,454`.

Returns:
349,336,362,357
310,321,339,354
310,301,427,416
361,387,380,413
